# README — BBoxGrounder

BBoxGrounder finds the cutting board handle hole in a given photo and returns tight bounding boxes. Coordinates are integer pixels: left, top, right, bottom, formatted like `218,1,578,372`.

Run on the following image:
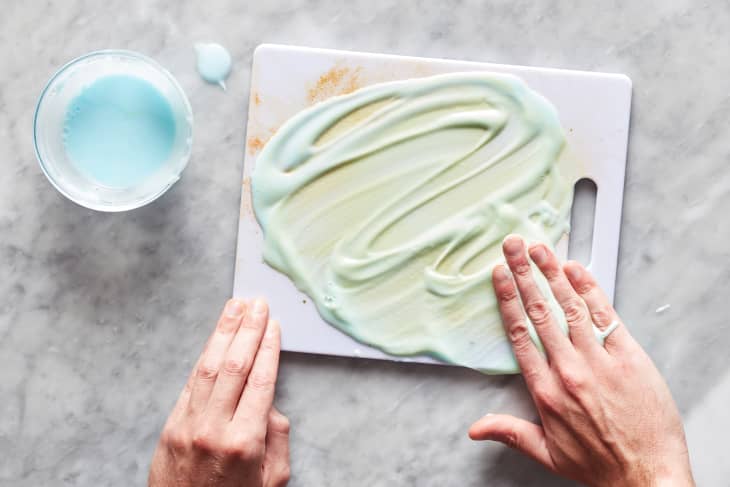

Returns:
568,178,597,266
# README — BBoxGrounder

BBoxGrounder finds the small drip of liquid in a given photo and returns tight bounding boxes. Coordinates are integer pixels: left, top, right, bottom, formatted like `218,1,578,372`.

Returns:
194,43,232,90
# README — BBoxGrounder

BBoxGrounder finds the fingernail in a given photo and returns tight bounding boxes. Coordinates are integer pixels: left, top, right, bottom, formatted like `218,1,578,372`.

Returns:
225,299,245,317
253,298,268,314
503,235,523,256
529,244,547,265
493,265,509,280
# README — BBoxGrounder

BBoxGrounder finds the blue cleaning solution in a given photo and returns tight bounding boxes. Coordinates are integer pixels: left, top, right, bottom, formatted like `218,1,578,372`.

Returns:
63,75,177,188
194,43,232,90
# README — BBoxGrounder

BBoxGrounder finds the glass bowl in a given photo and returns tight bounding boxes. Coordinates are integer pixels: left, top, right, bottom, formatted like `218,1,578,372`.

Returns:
33,50,193,212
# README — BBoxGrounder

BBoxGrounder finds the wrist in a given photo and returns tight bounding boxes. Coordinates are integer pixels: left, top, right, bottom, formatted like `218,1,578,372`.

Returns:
624,466,695,487
649,471,695,487
594,465,694,487
649,455,695,487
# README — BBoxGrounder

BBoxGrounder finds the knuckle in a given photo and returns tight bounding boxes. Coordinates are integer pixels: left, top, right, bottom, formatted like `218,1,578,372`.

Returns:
280,416,291,434
502,431,520,450
559,369,588,397
507,320,531,349
222,358,248,376
271,413,291,435
525,300,552,326
247,372,275,391
191,430,218,453
240,317,262,331
563,299,587,326
218,439,253,459
542,265,561,282
520,366,542,385
531,383,549,403
575,280,596,295
161,427,188,451
197,363,219,381
217,316,240,332
591,305,614,326
217,442,241,458
513,261,532,277
539,395,562,416
234,438,265,462
258,338,279,352
278,466,292,485
533,385,560,414
496,282,519,302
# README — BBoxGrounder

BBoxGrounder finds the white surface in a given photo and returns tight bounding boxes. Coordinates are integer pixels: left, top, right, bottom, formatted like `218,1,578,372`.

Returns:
233,44,631,368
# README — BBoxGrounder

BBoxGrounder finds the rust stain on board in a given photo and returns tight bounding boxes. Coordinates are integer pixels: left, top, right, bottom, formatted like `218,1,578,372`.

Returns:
247,65,362,157
247,129,276,155
247,126,278,155
240,176,254,219
307,65,362,105
247,136,265,154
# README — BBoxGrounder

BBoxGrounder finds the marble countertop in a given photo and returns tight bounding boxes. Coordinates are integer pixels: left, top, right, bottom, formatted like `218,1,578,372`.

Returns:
2,1,728,485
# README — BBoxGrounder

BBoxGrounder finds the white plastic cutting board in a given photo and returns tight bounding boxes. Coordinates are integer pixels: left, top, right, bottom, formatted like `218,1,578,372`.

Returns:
233,44,631,367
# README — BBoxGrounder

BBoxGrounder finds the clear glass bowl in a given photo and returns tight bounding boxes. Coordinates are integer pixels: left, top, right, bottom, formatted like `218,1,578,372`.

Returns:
33,50,193,212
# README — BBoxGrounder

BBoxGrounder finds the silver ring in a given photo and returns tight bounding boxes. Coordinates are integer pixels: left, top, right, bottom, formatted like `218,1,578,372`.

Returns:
595,320,620,344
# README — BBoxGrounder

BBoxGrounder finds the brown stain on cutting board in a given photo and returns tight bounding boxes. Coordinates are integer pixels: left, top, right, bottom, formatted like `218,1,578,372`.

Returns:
307,65,362,105
240,176,254,219
247,65,363,156
248,136,265,154
247,129,277,155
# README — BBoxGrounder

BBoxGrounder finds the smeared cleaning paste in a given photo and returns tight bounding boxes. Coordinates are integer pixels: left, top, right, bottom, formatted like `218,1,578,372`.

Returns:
252,72,577,373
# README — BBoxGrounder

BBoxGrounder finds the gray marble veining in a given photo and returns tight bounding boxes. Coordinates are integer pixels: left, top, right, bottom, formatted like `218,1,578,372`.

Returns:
1,1,729,485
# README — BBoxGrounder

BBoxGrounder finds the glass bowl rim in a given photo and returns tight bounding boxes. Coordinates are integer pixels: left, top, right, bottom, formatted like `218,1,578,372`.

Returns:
33,49,194,212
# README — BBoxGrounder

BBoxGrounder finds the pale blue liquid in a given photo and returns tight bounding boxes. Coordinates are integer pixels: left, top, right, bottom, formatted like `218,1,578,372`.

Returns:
63,75,177,188
194,43,231,89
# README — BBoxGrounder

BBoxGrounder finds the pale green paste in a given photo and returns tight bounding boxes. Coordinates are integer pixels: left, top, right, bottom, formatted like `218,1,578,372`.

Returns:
252,72,576,374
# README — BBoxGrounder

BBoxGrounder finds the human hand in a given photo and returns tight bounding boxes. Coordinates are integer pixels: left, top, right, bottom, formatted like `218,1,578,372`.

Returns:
149,299,290,487
469,236,694,487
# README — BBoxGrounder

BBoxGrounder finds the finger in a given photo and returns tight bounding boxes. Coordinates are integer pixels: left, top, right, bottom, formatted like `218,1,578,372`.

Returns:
563,261,633,353
207,298,269,419
234,319,281,432
468,413,556,472
169,353,204,424
263,408,291,487
187,299,246,414
169,326,223,423
528,243,603,356
502,235,575,364
492,264,548,387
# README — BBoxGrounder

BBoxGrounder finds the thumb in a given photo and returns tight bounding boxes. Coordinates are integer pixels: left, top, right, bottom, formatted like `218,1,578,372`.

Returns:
263,407,291,487
469,414,555,471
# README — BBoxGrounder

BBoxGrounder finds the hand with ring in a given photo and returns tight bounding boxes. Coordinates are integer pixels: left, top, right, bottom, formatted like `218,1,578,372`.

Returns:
469,235,694,487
